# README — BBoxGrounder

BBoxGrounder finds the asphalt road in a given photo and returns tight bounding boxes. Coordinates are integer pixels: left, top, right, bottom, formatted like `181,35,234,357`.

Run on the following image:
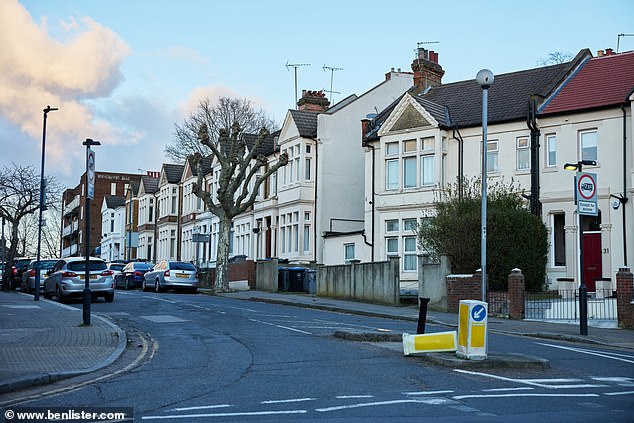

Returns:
5,290,633,422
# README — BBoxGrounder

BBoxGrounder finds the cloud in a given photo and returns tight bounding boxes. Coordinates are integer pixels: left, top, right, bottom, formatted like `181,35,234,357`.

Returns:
0,0,130,179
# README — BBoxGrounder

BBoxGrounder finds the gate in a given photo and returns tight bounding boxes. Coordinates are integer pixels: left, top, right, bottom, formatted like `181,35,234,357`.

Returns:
525,289,617,323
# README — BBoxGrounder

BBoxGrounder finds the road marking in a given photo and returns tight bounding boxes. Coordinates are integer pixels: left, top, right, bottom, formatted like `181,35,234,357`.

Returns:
536,343,634,364
453,369,606,389
482,387,534,392
316,399,435,412
403,390,454,396
603,391,634,396
260,398,315,404
453,393,600,400
142,410,307,420
249,318,312,335
171,405,232,412
336,395,374,399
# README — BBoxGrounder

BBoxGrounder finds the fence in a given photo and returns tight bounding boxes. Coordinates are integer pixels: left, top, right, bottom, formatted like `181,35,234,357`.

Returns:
524,289,617,322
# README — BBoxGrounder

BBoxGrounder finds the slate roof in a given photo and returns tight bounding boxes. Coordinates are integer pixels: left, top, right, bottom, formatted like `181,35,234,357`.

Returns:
289,109,319,137
141,175,159,194
242,129,281,156
364,49,591,140
186,154,214,177
104,195,125,209
540,50,634,115
163,164,184,184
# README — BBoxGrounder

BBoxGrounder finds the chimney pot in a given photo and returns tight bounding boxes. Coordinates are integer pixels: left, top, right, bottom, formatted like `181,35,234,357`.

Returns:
606,48,613,55
597,49,605,57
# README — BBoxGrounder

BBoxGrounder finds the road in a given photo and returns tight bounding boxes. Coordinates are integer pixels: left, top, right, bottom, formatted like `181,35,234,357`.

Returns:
5,290,634,422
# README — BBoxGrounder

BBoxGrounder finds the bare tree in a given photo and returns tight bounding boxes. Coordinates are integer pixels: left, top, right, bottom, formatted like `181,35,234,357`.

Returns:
166,97,277,163
173,97,288,292
537,51,573,66
0,163,60,290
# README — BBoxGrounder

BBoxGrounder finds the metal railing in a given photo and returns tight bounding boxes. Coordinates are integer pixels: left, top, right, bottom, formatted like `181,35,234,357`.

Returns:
525,289,617,321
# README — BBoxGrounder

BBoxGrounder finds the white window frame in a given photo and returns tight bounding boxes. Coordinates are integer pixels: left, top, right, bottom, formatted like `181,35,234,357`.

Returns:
516,136,530,171
403,236,417,272
386,159,399,190
344,243,355,261
546,134,557,167
579,129,597,162
487,140,499,173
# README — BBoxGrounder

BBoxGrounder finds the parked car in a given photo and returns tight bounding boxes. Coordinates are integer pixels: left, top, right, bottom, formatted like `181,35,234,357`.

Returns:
43,257,115,303
143,261,198,293
10,257,32,290
107,262,126,285
115,261,153,290
21,259,59,293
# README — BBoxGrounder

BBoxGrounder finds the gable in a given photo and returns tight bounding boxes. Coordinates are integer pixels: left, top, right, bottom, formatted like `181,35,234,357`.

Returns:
378,94,438,136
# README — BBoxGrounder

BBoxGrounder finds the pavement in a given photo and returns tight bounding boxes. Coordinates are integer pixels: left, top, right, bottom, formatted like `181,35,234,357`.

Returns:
2,288,633,396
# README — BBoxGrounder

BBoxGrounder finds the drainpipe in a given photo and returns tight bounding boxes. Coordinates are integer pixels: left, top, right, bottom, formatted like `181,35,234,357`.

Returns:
621,105,629,265
363,142,375,261
313,138,318,264
452,127,464,202
527,97,541,216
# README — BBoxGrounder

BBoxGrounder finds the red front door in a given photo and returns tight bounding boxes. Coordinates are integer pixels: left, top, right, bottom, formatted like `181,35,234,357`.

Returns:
582,233,602,292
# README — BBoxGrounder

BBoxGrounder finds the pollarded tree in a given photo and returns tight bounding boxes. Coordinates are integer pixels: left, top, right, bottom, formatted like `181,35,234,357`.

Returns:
173,97,288,292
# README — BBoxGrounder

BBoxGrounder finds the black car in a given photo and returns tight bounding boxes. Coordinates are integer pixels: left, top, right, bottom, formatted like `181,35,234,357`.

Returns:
10,258,32,290
115,262,154,290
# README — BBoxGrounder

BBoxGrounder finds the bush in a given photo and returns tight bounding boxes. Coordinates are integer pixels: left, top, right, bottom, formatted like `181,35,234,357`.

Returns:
418,177,548,292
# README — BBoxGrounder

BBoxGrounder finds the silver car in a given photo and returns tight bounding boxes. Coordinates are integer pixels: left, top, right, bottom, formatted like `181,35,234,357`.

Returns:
143,261,198,293
43,257,115,303
21,259,58,293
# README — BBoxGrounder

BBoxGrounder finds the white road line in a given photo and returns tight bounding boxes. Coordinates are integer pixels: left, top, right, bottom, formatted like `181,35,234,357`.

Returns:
453,393,600,400
402,390,455,396
336,395,374,399
170,405,232,412
603,391,634,396
260,398,316,404
482,387,534,392
316,399,427,412
536,342,634,364
249,318,312,335
453,369,605,389
142,410,307,420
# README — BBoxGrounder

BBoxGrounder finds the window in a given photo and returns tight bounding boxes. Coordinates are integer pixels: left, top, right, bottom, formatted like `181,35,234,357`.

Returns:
386,220,399,232
403,218,417,232
386,159,398,190
303,225,310,253
386,237,398,255
305,158,311,181
403,157,417,188
344,243,355,261
403,139,417,152
580,130,597,162
516,137,530,170
552,213,566,266
386,142,398,155
546,134,557,167
403,236,417,271
487,140,499,172
422,137,434,151
421,155,434,186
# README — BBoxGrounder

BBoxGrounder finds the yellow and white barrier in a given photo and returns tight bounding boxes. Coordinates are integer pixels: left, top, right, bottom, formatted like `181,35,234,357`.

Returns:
456,300,488,360
402,331,457,355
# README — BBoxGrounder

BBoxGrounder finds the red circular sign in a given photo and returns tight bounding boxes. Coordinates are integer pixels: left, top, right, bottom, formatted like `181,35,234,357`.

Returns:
577,174,596,200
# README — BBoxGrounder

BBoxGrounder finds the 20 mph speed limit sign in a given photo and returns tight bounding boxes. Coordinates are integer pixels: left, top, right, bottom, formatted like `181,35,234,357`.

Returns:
576,172,598,216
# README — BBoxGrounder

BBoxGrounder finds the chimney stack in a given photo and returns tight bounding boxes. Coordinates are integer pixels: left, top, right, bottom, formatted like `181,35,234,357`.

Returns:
297,90,330,112
411,47,445,94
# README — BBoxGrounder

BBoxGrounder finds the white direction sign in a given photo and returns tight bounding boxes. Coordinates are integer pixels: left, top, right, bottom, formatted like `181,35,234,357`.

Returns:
576,172,597,216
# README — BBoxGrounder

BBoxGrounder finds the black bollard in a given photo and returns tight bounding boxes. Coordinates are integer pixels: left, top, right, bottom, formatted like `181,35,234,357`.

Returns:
417,297,430,334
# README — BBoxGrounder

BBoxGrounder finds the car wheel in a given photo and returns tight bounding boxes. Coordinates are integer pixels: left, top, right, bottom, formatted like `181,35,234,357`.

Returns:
155,279,161,293
124,277,130,290
104,292,114,303
43,288,52,299
55,285,66,303
141,279,147,292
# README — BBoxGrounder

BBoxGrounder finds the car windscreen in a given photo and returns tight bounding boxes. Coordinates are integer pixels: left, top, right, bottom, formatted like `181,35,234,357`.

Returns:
135,263,153,270
68,261,107,272
169,262,196,271
110,264,125,271
36,261,57,270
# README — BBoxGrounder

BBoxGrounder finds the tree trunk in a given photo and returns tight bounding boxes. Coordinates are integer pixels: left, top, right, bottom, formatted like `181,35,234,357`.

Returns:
215,214,232,292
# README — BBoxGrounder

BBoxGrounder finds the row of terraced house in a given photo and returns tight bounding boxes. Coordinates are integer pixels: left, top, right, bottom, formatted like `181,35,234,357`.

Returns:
59,46,634,295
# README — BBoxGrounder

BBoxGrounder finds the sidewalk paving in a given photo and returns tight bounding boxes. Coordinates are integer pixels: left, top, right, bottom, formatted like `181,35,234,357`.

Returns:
2,288,633,396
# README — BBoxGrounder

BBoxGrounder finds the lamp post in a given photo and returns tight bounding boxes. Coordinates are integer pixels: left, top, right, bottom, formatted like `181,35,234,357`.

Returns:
563,159,597,336
34,106,58,301
82,138,101,326
476,69,494,302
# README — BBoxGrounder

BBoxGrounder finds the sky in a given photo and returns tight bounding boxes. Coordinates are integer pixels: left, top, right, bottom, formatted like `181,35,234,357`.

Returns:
1,0,633,190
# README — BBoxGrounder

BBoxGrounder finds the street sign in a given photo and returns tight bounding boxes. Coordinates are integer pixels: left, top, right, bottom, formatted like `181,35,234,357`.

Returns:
87,148,96,200
192,233,210,243
576,172,597,216
471,304,487,322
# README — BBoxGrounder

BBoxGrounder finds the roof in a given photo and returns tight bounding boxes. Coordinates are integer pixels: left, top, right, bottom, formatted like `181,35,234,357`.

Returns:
186,154,214,177
289,109,319,137
163,164,184,184
104,195,125,209
242,129,281,157
141,175,159,194
540,51,634,115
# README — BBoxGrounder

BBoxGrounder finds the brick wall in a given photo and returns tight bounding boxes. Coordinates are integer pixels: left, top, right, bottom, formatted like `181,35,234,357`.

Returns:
616,267,634,329
199,260,257,290
446,272,482,313
508,269,525,320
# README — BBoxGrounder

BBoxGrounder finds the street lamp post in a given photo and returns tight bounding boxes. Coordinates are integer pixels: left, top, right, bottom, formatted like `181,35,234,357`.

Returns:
82,138,101,326
35,106,58,301
563,159,597,336
476,69,494,302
